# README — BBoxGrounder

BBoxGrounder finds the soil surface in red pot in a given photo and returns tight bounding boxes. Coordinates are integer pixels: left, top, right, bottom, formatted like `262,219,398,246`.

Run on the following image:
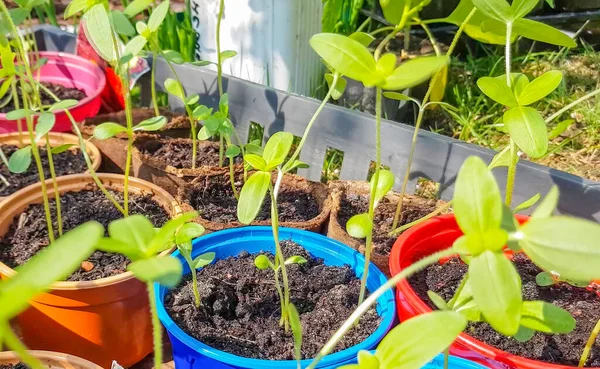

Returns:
410,253,600,366
137,139,243,169
0,146,87,197
186,176,320,223
165,240,380,360
338,193,438,255
0,82,87,114
0,189,169,281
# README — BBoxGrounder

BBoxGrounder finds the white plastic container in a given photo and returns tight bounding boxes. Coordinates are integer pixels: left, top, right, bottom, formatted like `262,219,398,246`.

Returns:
189,0,324,97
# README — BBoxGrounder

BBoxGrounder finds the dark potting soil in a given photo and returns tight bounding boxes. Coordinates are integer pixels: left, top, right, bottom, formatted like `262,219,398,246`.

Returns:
186,175,320,223
138,139,243,169
0,189,169,281
337,193,438,255
165,240,381,360
0,82,86,114
0,364,29,369
409,253,600,367
0,145,87,197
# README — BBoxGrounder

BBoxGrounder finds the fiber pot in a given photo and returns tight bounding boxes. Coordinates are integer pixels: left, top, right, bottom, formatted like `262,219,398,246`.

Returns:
79,108,192,173
388,214,597,369
0,52,105,134
327,180,448,275
0,173,181,368
156,226,396,369
178,172,332,233
0,132,102,201
132,135,233,196
0,350,102,369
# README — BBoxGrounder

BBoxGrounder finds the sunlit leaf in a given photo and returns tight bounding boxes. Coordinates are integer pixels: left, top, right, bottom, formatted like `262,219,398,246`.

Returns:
471,0,514,22
325,73,347,101
427,291,449,310
35,112,56,140
349,32,375,47
511,0,539,19
263,132,294,170
531,186,558,218
380,0,406,25
489,145,513,169
518,71,562,106
548,119,575,140
83,5,117,64
225,145,241,158
237,171,270,224
520,300,575,333
65,0,92,18
124,35,147,58
192,252,215,269
284,255,307,265
49,99,78,112
124,0,153,17
220,50,237,62
94,122,127,140
164,78,185,101
7,145,32,174
245,154,267,171
514,326,535,342
51,144,76,154
128,256,182,287
376,53,397,79
6,109,33,120
134,116,167,132
254,254,272,270
535,271,556,287
110,10,135,37
513,19,577,48
346,213,372,239
193,105,213,120
147,212,198,255
503,107,548,158
163,49,185,64
513,193,541,213
148,0,170,32
107,215,155,255
477,77,518,107
288,303,303,366
175,223,205,245
370,169,394,206
383,56,449,91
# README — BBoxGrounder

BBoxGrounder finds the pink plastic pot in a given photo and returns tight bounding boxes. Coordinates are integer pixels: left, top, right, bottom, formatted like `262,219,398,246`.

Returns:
0,52,106,134
388,214,598,369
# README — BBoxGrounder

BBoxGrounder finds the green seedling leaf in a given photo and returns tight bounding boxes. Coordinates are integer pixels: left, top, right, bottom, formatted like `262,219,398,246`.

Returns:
383,56,449,91
471,0,514,22
136,21,151,38
453,229,508,255
376,53,397,79
220,50,237,62
449,276,483,322
370,169,394,206
108,215,155,255
192,252,215,269
8,146,32,174
470,250,522,336
124,35,147,58
263,132,294,169
245,154,267,171
175,223,205,245
513,193,541,213
147,212,199,255
238,171,270,224
310,33,376,84
83,5,117,64
164,50,185,65
531,186,558,218
549,119,575,140
197,126,212,140
324,73,347,101
8,8,29,27
65,0,93,18
454,156,503,236
35,112,56,140
96,237,145,261
513,19,577,48
164,78,185,101
503,107,548,159
346,213,372,239
380,0,406,25
513,74,530,96
349,32,375,47
119,54,134,66
193,105,213,120
535,271,555,287
49,99,78,112
427,291,449,310
184,94,199,106
124,0,153,17
511,0,539,19
0,77,13,100
520,300,575,333
148,0,170,32
383,92,412,101
375,311,467,369
0,222,103,321
254,255,273,270
6,109,33,120
477,77,518,107
134,116,167,132
520,216,600,281
94,122,127,140
128,256,182,287
443,0,506,45
288,303,303,366
51,144,76,155
501,205,521,251
285,255,307,265
219,93,229,115
518,71,563,106
225,145,241,158
287,160,309,171
546,0,555,7
191,60,214,67
489,145,514,169
514,326,535,342
111,10,135,37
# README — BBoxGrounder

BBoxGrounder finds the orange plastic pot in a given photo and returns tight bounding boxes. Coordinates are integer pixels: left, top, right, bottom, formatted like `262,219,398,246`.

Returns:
0,174,181,368
0,132,102,202
0,351,102,369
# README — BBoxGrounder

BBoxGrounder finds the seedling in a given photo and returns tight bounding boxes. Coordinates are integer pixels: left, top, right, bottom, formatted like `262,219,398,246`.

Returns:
535,271,590,288
96,212,199,369
174,222,215,307
0,221,103,369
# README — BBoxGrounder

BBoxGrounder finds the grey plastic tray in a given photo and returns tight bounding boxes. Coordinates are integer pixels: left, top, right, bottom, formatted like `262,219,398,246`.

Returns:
35,25,600,221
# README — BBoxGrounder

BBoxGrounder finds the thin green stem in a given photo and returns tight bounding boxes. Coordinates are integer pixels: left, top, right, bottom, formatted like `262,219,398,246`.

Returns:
505,23,513,88
306,248,456,369
415,18,441,56
505,139,518,207
358,87,382,305
45,137,62,236
151,52,160,117
270,171,290,330
444,348,450,369
370,26,395,37
216,0,225,96
273,265,286,326
579,317,600,367
390,200,453,236
147,282,163,369
545,88,600,124
355,17,371,33
403,24,411,51
225,137,239,199
1,323,46,369
10,78,23,146
122,73,133,216
232,129,247,180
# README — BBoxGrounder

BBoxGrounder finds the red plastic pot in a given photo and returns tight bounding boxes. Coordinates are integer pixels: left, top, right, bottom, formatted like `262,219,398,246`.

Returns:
0,52,105,134
389,214,598,369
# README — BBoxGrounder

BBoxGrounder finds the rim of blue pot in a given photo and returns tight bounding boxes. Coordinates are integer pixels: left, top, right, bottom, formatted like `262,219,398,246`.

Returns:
156,226,396,368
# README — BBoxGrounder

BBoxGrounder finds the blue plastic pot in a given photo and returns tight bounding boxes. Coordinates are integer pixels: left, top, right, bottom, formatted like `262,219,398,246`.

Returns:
156,226,396,369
